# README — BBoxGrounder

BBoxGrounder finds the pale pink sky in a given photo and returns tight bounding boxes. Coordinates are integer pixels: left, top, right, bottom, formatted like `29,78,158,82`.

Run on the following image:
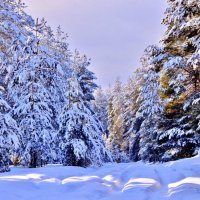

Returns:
25,0,167,87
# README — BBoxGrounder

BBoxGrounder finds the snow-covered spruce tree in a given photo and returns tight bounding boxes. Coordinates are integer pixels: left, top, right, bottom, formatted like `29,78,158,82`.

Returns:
0,0,34,91
34,20,71,128
92,88,109,137
10,18,72,166
57,76,111,167
123,69,145,161
10,35,57,168
183,91,200,142
53,25,72,106
125,45,167,162
157,0,200,161
162,0,200,106
40,23,73,163
134,45,164,162
54,26,71,65
107,78,129,162
0,88,18,172
0,0,34,167
72,50,98,103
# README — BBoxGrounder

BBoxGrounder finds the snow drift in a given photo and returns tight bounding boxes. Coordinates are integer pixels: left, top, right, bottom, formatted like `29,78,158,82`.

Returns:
0,155,200,200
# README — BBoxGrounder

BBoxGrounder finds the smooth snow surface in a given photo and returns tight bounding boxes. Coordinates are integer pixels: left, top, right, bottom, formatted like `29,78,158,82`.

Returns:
0,155,200,200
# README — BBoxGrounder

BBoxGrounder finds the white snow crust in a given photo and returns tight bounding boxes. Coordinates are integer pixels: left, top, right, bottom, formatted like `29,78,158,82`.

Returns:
0,155,200,200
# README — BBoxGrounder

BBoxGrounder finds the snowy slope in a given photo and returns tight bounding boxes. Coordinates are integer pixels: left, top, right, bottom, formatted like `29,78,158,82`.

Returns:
0,155,200,200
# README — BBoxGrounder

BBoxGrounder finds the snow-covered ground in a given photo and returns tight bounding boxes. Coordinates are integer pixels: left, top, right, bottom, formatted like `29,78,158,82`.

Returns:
0,155,200,200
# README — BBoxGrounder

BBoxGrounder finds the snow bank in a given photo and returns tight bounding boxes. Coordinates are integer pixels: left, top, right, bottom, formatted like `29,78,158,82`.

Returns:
0,155,200,200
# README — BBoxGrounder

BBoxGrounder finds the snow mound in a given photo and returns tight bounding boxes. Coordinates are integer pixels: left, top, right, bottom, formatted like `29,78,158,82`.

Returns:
0,155,200,200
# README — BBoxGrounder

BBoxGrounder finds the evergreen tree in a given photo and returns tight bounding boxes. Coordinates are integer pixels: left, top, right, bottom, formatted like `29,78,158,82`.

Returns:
0,0,34,96
72,50,98,103
10,36,56,167
158,0,200,160
35,20,70,127
0,0,33,169
107,79,128,162
57,76,111,167
134,46,164,162
39,24,73,162
123,69,144,161
0,88,18,172
54,26,71,65
93,88,109,136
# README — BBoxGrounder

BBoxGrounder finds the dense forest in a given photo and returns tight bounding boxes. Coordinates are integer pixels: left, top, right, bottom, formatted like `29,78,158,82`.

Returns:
0,0,199,173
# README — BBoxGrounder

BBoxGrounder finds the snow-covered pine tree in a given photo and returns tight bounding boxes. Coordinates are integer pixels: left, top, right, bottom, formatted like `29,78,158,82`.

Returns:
34,19,70,128
0,87,18,172
163,0,200,58
183,91,200,146
10,17,73,166
53,25,72,104
162,0,200,106
10,35,56,167
158,0,200,160
54,26,71,65
45,26,73,163
0,0,34,168
0,0,34,94
72,50,98,103
134,45,164,162
123,69,144,161
92,88,109,137
107,78,128,162
57,75,111,167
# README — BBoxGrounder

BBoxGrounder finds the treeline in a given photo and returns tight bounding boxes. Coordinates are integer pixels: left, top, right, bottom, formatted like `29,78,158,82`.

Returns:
94,0,200,163
0,0,199,173
0,0,111,173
